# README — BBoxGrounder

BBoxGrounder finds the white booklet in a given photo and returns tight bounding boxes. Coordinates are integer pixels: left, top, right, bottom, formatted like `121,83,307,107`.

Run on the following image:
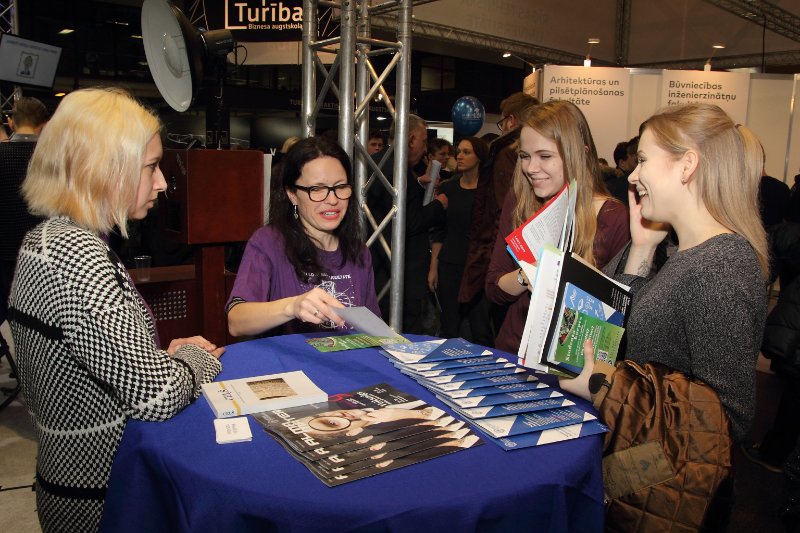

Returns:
202,370,327,419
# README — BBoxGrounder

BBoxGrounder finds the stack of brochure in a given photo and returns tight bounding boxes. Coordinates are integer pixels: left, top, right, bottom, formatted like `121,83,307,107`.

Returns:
252,383,482,486
381,338,608,450
519,245,632,376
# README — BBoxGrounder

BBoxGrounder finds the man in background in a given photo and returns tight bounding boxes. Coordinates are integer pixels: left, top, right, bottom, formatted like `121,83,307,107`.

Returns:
367,115,447,334
0,97,48,371
367,130,385,155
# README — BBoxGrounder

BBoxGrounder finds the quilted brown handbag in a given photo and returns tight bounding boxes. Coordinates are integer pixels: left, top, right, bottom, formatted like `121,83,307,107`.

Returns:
598,360,733,532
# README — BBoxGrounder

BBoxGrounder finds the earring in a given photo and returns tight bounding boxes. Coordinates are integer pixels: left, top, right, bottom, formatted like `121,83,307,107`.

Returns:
293,204,299,220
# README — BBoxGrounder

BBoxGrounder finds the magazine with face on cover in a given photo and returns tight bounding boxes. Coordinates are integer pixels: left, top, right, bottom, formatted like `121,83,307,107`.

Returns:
252,383,446,453
320,433,484,487
311,421,467,470
310,427,475,478
298,415,457,460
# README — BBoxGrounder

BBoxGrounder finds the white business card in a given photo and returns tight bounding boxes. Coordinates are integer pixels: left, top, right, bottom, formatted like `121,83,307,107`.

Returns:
214,416,253,444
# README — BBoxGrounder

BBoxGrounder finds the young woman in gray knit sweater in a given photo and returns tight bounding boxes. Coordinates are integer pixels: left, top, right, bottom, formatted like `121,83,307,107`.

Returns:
564,103,770,444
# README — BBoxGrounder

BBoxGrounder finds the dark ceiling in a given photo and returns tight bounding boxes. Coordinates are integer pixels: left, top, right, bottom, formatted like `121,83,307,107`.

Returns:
4,0,800,128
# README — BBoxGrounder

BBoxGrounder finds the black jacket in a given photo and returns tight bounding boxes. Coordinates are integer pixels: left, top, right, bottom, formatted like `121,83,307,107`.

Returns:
762,223,800,379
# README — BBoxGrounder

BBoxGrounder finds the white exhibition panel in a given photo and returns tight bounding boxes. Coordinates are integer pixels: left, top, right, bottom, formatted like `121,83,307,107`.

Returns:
787,76,800,184
747,75,796,180
542,65,631,165
529,68,797,181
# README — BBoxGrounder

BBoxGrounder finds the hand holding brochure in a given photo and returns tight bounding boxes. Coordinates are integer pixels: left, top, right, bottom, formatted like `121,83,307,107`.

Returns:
519,245,631,376
306,307,407,352
334,306,402,339
505,181,575,265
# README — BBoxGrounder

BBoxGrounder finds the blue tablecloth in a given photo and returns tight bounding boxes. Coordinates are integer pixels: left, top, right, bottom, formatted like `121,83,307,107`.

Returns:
99,334,604,533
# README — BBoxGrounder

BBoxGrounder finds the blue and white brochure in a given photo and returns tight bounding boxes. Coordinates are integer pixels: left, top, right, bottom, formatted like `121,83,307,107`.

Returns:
472,406,597,438
405,361,514,379
423,366,526,385
491,420,609,450
446,388,564,409
384,338,490,364
455,396,576,420
439,379,547,399
399,355,509,373
431,372,538,393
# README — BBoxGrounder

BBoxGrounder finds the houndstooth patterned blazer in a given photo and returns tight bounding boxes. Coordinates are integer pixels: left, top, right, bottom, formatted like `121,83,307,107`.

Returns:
8,217,222,532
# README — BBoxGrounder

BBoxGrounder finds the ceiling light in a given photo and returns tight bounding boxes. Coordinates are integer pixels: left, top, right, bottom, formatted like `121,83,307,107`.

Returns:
58,28,74,35
131,34,143,39
502,51,512,58
55,92,66,97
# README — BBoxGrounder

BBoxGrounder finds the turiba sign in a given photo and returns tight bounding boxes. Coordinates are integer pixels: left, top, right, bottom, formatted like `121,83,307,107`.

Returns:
230,1,303,25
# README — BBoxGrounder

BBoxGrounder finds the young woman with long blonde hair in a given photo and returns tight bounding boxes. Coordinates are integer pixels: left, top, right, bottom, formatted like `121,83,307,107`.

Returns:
486,100,630,353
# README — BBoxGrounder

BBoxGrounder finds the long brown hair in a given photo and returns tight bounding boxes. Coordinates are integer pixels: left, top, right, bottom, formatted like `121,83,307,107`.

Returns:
512,100,611,266
640,103,769,280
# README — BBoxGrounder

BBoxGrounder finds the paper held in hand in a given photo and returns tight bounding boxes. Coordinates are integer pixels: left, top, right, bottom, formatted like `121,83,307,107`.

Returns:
202,370,327,418
334,306,400,339
505,180,576,265
422,159,441,206
305,307,408,352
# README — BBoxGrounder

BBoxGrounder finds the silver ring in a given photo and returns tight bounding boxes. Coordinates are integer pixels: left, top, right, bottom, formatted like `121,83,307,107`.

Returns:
313,309,319,317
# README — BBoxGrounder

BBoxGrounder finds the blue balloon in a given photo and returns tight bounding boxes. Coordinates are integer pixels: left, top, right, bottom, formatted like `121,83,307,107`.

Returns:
451,96,485,136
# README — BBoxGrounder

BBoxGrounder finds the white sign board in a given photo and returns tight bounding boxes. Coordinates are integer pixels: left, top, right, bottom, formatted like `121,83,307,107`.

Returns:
660,70,750,125
542,65,631,163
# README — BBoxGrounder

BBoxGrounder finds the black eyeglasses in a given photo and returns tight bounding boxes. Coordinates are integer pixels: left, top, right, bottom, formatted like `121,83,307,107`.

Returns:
496,115,511,131
293,184,353,202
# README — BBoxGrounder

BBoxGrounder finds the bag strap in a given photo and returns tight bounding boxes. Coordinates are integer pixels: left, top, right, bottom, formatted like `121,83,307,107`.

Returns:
590,360,617,410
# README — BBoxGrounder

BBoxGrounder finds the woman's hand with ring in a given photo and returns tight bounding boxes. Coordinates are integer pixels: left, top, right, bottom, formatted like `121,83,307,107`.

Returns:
289,287,346,325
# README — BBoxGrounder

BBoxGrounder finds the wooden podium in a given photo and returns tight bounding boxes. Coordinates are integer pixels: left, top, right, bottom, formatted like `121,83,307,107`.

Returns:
149,149,265,345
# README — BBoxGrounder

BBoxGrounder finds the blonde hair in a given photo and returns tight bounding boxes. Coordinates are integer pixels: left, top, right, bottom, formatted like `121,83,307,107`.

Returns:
512,100,612,266
23,87,161,237
641,103,769,280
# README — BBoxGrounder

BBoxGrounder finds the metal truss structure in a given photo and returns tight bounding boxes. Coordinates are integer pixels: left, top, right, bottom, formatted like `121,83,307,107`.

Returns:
301,0,414,331
630,49,800,71
369,16,600,67
702,0,800,44
614,0,632,66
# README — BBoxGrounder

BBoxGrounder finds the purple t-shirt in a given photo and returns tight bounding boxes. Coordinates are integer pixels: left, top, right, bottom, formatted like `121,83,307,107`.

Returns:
226,225,381,335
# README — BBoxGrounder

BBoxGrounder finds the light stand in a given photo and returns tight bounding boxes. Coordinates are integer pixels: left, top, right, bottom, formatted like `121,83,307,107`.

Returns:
704,42,726,71
584,38,599,67
502,52,536,73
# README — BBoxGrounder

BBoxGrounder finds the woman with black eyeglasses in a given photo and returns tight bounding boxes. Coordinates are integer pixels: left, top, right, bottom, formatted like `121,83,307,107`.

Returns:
226,136,380,337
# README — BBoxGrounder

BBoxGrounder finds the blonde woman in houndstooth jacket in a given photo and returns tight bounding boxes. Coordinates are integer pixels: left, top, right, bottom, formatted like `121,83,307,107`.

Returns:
8,87,224,533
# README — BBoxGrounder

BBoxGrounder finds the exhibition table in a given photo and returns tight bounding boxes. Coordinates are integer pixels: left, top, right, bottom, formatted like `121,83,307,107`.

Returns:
99,334,604,533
